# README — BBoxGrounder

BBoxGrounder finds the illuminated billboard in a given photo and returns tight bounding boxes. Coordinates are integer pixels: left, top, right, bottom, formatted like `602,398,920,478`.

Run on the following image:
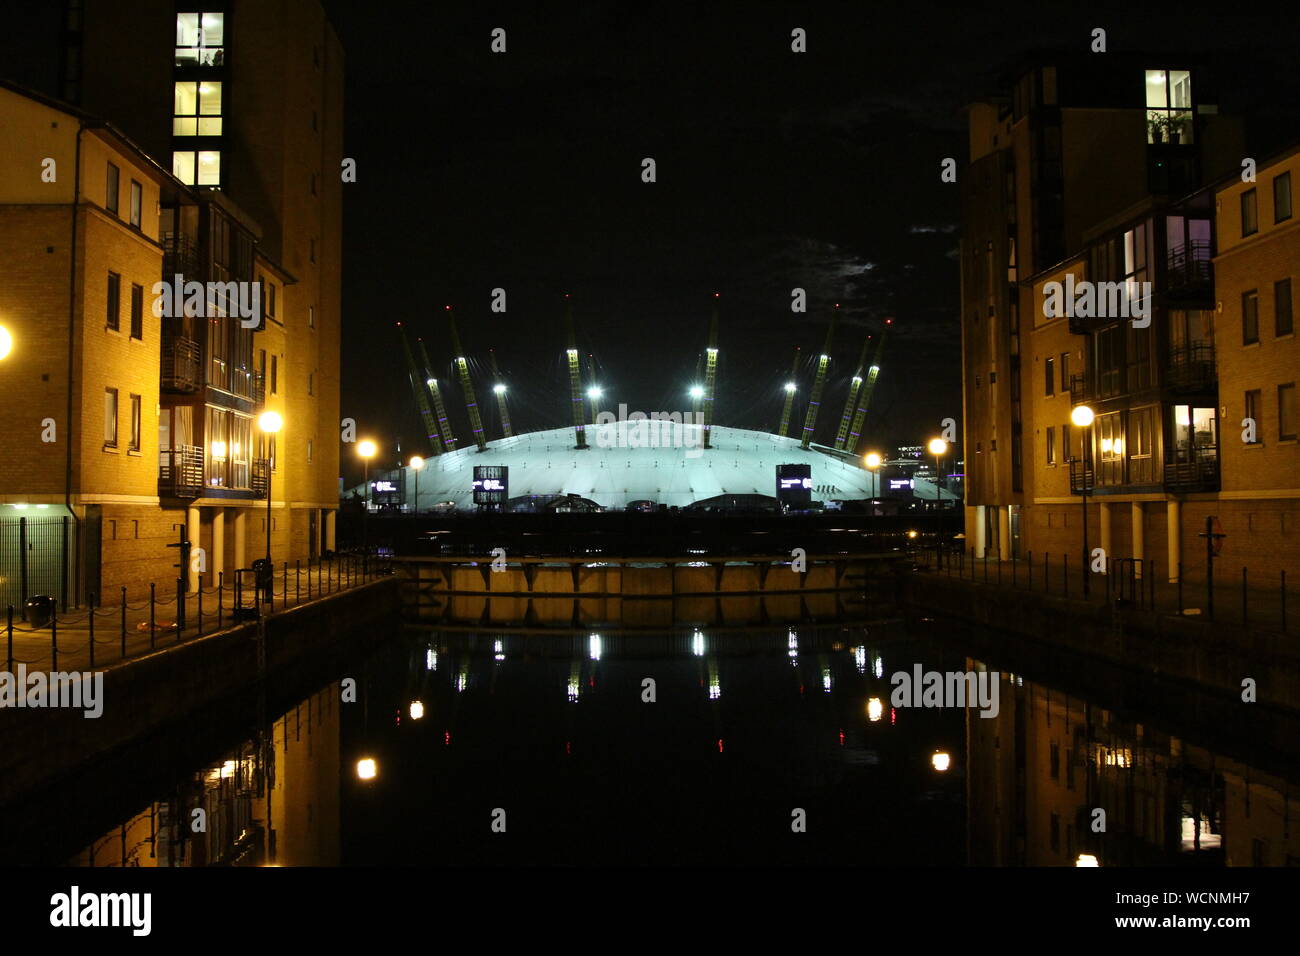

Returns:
473,465,509,505
775,463,812,509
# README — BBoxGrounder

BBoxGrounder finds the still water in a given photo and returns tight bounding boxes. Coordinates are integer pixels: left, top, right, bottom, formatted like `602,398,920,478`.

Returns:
22,623,1300,866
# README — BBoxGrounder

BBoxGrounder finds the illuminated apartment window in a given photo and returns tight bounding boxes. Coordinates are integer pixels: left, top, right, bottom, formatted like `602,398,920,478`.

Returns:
175,12,225,67
173,150,222,187
129,394,141,451
174,81,223,136
1145,69,1193,144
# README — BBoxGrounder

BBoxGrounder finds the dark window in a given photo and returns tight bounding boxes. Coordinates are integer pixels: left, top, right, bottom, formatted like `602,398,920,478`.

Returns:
130,283,143,339
129,394,141,451
1280,384,1297,442
989,371,997,384
104,388,118,446
106,162,119,214
1046,426,1056,465
1050,813,1060,853
1050,742,1060,779
1241,189,1258,237
1045,356,1055,396
107,272,120,330
1060,352,1070,392
1245,390,1261,443
129,180,142,227
271,354,278,395
1243,290,1259,344
1276,278,1293,337
310,238,316,263
1275,172,1292,223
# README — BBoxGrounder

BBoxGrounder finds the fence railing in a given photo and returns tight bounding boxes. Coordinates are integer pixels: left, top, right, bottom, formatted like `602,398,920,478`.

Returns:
4,549,389,674
913,544,1291,634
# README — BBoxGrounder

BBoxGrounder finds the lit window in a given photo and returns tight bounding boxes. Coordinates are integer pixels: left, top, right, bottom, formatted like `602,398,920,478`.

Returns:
173,151,195,185
175,12,225,67
197,150,221,186
1145,68,1193,145
104,388,118,447
174,81,222,136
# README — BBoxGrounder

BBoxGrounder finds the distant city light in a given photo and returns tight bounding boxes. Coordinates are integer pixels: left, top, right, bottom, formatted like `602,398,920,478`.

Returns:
587,385,603,400
589,633,602,660
356,758,378,780
493,383,506,394
1076,854,1100,867
409,700,425,720
864,452,883,469
931,751,951,772
784,382,797,393
867,697,884,722
689,385,705,399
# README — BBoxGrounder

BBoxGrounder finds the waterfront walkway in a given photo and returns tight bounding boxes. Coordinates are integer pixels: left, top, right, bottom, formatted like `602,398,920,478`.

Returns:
5,554,382,675
919,547,1293,634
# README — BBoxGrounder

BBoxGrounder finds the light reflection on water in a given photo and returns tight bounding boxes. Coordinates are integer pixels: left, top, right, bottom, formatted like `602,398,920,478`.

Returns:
56,624,1300,867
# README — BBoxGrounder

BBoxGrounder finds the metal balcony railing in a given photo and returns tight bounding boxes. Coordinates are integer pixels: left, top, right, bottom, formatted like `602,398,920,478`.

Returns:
1164,453,1219,493
1165,341,1216,392
1166,240,1213,294
162,334,202,392
1067,457,1094,496
159,444,204,498
252,458,270,498
1069,373,1094,408
162,231,200,282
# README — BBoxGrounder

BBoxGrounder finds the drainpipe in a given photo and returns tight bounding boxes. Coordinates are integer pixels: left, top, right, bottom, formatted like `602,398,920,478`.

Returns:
65,123,88,605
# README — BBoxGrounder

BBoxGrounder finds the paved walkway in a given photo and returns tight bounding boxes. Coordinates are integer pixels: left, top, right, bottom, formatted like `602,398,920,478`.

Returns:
4,555,381,674
920,548,1293,633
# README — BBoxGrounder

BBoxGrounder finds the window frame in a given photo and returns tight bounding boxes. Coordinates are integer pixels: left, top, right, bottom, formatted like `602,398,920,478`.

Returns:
129,180,142,228
1275,171,1292,224
1276,278,1293,337
104,387,118,448
128,393,141,452
1241,188,1258,237
107,271,121,331
1044,355,1055,396
106,161,119,215
1242,289,1259,345
130,283,144,339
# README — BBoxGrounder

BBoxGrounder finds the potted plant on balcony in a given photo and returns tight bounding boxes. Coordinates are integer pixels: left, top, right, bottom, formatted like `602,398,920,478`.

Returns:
1166,113,1190,145
1147,113,1166,144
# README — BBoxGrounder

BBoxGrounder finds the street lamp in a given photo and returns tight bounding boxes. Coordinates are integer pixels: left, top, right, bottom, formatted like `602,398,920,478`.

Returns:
408,455,424,514
864,451,883,513
928,437,949,567
689,385,705,400
0,324,12,360
1070,404,1096,597
783,382,796,393
358,439,377,574
257,411,282,566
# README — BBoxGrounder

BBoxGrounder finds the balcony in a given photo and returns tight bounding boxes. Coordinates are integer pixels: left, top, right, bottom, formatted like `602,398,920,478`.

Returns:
162,231,200,281
159,444,204,498
1164,452,1218,493
1165,341,1216,392
162,334,202,392
1069,373,1095,408
252,458,270,498
1166,240,1213,296
1067,457,1094,496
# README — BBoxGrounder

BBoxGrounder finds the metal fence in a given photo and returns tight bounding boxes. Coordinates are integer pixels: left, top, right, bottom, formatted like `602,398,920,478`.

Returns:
0,516,74,614
916,544,1292,633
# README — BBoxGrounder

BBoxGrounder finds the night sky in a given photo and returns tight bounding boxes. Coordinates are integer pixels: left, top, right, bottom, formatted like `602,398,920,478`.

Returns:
319,2,1299,481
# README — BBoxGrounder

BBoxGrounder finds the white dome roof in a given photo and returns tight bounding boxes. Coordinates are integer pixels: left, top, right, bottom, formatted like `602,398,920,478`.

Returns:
382,424,945,511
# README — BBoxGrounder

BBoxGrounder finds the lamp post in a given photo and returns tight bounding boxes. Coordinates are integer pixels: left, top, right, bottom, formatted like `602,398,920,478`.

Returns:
928,438,949,567
1071,405,1096,597
409,455,424,514
358,439,377,574
864,451,883,514
0,324,13,360
257,411,282,563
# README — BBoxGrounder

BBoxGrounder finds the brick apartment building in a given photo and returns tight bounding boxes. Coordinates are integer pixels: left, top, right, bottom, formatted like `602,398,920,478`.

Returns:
0,1,342,607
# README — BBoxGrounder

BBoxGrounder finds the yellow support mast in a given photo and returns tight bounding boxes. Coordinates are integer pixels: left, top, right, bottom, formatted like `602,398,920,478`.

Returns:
799,304,839,449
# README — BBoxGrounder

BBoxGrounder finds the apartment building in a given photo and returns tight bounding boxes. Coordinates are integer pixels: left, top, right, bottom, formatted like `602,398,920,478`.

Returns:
0,0,342,606
1212,147,1299,577
960,53,1246,583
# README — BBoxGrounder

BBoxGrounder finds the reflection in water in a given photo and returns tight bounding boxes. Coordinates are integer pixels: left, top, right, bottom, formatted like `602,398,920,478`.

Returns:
60,626,1300,867
966,666,1300,866
68,687,340,866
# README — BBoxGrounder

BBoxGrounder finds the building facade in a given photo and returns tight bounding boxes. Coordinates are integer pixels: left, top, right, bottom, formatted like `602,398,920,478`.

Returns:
0,0,342,607
955,54,1300,586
